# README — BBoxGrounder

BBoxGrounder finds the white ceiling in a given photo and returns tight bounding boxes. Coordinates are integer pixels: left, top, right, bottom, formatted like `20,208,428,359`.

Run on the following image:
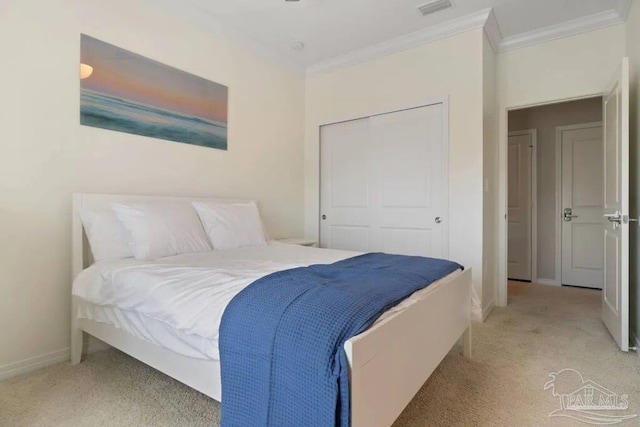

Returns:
160,0,630,72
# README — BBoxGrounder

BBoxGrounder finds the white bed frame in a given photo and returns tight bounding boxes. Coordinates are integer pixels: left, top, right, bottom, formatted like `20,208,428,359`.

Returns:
71,193,472,427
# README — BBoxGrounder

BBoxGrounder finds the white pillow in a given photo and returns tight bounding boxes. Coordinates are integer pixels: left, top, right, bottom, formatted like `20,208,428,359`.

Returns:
112,202,212,260
193,201,267,250
80,209,133,261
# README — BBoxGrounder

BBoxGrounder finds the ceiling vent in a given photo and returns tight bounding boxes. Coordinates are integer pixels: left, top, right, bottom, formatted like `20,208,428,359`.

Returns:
417,0,452,16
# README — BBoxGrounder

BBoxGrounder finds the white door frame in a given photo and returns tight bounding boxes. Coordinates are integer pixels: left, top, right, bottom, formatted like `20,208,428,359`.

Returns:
498,94,603,307
507,129,538,282
555,122,603,287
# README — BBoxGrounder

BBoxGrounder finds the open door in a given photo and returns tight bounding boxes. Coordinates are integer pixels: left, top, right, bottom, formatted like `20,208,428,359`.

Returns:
507,131,534,282
602,57,630,352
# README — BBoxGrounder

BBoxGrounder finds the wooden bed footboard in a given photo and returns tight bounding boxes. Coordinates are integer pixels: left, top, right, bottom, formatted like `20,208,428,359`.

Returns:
345,268,472,427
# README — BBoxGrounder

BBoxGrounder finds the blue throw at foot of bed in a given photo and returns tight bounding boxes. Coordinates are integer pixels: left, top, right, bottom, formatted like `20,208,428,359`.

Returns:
219,252,462,427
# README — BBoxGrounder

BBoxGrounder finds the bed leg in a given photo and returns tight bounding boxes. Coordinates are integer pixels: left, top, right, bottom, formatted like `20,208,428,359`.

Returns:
71,297,83,365
71,328,83,365
462,325,472,358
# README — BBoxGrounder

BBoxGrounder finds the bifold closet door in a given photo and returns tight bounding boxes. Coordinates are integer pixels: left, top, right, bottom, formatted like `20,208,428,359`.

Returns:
320,104,447,258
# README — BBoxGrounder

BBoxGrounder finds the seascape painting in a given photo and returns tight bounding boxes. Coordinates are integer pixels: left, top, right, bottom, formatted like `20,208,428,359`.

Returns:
80,34,228,150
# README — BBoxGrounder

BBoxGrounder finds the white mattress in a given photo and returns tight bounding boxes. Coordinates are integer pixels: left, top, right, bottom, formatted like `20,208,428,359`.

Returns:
73,242,460,360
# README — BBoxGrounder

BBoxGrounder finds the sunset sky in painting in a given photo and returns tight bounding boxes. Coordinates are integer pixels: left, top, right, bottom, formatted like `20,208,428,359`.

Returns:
80,35,228,124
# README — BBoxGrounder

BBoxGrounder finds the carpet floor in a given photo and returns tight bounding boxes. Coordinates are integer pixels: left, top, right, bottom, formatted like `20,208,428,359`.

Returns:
1,282,639,426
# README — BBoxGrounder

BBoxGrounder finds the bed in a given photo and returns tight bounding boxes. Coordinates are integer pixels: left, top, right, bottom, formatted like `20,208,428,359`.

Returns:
71,193,472,427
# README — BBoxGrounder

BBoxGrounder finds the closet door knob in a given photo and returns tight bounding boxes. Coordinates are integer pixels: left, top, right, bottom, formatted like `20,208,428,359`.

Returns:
322,215,327,220
435,217,442,224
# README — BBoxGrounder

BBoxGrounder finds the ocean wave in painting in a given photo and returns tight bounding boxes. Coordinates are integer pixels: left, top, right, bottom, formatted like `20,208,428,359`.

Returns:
80,89,228,150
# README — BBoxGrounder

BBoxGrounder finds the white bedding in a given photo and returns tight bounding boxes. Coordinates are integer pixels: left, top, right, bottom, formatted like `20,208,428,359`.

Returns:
73,242,461,360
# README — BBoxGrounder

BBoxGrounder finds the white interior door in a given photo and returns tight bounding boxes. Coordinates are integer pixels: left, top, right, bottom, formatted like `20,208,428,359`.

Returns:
602,58,630,352
507,131,534,281
370,106,446,257
320,104,447,258
560,124,604,289
319,117,372,252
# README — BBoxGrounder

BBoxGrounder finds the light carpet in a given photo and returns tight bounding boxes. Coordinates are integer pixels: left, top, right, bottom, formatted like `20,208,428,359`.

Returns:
1,282,639,426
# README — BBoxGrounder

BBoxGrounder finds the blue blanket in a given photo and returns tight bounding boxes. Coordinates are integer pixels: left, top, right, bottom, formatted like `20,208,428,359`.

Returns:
219,253,462,427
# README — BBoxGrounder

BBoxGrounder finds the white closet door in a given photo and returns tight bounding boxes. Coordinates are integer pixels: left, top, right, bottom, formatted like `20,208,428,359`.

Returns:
320,118,372,252
320,104,447,258
370,105,445,257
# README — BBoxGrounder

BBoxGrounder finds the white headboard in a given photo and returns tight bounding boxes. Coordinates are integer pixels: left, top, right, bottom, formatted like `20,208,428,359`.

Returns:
72,193,256,278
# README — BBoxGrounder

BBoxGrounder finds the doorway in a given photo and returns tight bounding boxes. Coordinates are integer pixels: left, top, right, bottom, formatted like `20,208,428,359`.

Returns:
498,58,630,352
506,97,604,289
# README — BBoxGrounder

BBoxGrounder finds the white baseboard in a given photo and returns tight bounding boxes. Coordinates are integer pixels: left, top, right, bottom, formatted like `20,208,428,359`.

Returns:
482,299,495,322
534,278,561,287
0,348,70,382
0,339,110,381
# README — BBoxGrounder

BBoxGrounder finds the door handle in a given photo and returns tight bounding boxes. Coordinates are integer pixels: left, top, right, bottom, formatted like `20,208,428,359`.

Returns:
563,208,578,222
604,211,622,224
321,214,327,220
604,212,640,228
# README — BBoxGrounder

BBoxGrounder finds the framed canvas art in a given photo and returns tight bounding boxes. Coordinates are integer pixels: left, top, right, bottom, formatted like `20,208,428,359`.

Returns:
80,34,228,150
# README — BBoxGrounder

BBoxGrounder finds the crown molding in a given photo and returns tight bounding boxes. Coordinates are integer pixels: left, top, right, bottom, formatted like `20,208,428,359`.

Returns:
307,9,492,75
499,9,626,53
618,0,633,21
483,8,503,54
155,0,307,76
156,0,631,76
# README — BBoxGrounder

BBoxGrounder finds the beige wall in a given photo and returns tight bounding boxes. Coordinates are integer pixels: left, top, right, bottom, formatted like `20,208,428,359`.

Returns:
626,0,640,345
304,29,486,313
498,25,626,109
508,98,602,282
0,0,305,368
496,24,626,305
483,34,499,314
